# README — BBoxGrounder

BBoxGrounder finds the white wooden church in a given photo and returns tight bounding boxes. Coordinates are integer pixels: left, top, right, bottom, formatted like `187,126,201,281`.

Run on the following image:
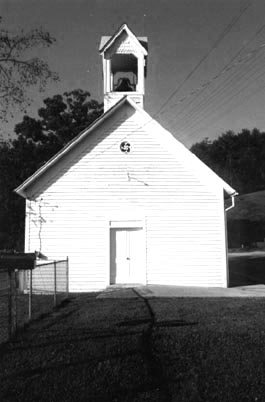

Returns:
15,24,237,291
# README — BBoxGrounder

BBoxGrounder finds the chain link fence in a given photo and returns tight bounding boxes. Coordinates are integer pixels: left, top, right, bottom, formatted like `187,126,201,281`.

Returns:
0,258,69,344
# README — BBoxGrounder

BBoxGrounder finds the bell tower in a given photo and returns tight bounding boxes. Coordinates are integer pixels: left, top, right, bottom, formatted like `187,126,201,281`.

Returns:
99,24,148,112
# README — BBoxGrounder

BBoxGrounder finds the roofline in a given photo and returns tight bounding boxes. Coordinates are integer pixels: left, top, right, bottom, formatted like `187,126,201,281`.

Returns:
15,95,237,199
99,23,148,56
124,98,237,197
14,96,129,198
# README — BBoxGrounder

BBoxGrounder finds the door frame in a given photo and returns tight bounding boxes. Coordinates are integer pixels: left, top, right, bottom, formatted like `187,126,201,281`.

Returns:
106,218,147,286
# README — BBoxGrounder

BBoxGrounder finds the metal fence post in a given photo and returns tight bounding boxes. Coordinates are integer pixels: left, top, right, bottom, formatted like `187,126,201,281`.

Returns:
29,269,32,321
14,271,17,332
8,270,12,339
66,257,69,298
54,261,57,307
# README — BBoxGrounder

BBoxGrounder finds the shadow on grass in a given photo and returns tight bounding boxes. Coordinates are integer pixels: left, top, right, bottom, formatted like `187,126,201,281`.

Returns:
0,291,202,402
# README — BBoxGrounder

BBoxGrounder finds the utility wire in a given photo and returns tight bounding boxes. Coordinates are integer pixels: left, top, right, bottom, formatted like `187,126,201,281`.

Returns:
161,43,265,131
81,0,254,161
162,24,265,143
174,46,265,133
159,20,265,120
175,77,265,146
182,76,265,144
174,44,265,132
177,48,265,131
155,0,253,117
46,0,254,167
83,44,263,164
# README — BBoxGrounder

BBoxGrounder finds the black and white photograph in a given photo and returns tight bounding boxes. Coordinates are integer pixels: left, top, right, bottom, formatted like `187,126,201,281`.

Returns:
1,0,265,400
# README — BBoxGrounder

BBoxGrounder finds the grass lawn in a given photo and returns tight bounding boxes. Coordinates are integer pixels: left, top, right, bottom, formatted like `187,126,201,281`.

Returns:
0,290,265,401
0,292,66,344
229,253,265,286
149,297,265,401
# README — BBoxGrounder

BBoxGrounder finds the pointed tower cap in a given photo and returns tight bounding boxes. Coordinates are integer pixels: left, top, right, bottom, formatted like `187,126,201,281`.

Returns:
99,23,148,55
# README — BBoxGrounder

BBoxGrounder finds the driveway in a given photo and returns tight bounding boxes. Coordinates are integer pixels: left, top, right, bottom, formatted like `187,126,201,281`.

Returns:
130,284,265,298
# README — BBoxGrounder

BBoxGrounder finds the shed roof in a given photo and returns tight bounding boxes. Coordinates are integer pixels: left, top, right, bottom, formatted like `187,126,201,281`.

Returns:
0,253,36,271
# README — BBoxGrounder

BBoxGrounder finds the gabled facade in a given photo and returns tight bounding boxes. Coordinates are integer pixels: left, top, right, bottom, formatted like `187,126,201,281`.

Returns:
15,24,236,291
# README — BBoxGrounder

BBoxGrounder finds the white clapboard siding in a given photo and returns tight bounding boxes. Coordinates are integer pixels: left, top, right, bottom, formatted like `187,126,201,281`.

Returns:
24,102,228,291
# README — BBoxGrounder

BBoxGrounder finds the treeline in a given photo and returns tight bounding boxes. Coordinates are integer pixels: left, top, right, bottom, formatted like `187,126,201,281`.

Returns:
190,128,265,195
0,89,103,250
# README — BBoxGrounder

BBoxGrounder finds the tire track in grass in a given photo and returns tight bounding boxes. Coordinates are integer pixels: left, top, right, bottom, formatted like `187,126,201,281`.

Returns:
132,288,173,402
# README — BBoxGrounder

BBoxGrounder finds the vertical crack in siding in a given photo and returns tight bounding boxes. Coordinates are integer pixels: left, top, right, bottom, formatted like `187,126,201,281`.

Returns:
132,288,173,402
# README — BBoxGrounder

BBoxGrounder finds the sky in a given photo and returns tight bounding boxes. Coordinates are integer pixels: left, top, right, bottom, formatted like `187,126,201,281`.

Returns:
2,0,265,147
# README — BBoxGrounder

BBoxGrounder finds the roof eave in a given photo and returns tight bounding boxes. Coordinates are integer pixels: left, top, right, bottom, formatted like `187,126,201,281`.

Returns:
14,96,130,198
15,95,237,200
225,189,238,197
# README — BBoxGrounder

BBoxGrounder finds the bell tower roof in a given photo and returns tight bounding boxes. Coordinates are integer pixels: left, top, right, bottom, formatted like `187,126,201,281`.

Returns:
99,23,148,55
99,24,148,112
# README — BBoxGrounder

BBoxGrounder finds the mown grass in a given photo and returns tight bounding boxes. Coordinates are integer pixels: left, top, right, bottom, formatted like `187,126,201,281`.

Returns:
0,292,67,344
0,291,265,401
150,297,265,401
229,255,265,286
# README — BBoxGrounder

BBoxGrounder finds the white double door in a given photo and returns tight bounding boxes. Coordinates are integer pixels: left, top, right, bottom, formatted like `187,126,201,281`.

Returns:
110,228,145,284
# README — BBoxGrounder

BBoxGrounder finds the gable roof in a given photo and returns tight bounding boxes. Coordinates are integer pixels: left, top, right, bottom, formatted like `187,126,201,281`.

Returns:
99,23,148,55
15,96,236,198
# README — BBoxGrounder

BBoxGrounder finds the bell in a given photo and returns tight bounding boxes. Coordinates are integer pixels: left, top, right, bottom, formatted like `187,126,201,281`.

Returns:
115,77,133,92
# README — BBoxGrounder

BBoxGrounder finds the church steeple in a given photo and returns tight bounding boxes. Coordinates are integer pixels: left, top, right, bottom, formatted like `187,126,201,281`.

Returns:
99,24,148,112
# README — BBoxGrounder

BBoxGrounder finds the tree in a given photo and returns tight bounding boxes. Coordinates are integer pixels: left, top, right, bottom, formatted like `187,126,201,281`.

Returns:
0,142,26,249
0,17,58,120
14,89,103,161
0,89,103,250
190,128,265,194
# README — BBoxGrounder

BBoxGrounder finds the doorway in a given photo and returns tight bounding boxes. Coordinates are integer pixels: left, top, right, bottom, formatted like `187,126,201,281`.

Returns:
110,228,145,284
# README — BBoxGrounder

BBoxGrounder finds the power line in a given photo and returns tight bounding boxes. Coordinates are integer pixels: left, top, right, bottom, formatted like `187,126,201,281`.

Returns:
160,22,265,143
159,19,265,120
83,0,254,161
154,0,253,117
182,77,265,144
50,0,254,166
173,68,265,146
174,47,265,133
160,42,265,129
85,45,263,163
179,47,265,128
